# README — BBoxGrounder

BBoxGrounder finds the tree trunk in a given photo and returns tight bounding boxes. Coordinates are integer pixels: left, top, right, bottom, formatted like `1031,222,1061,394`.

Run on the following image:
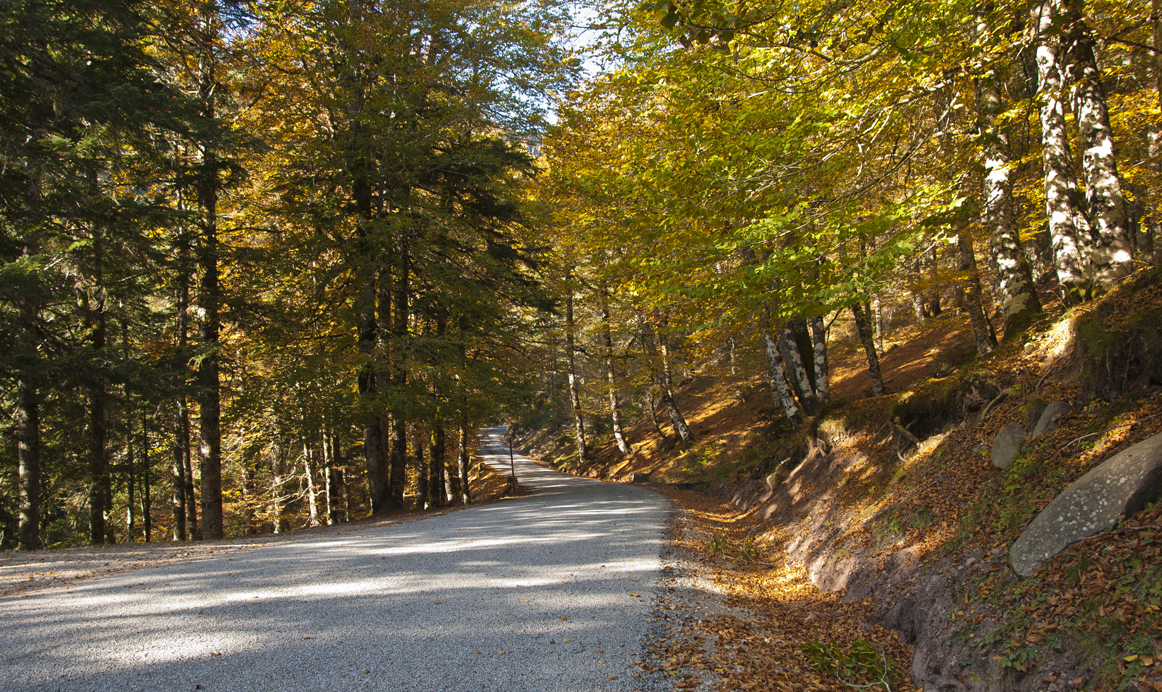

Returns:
240,461,255,534
330,467,346,524
636,311,693,441
957,231,999,355
645,388,666,439
171,221,191,541
271,437,285,534
303,443,320,528
658,388,693,441
908,255,927,323
359,258,387,512
564,283,588,463
1155,0,1162,110
1063,0,1134,287
457,415,471,505
87,294,109,545
658,332,678,395
809,315,830,407
16,369,41,551
127,443,137,541
779,321,815,414
412,423,428,508
977,65,1043,339
851,302,885,397
429,422,447,507
197,212,223,540
388,240,409,508
871,296,885,357
598,288,630,455
924,247,943,317
762,324,802,424
184,430,198,540
140,414,151,542
324,431,344,524
195,6,224,541
1031,0,1092,301
171,404,188,541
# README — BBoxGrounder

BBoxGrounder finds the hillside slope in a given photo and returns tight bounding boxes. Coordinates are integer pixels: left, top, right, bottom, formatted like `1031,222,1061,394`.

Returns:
514,266,1162,692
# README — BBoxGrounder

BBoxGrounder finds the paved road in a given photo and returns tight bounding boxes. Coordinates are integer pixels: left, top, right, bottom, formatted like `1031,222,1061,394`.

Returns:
1,428,671,691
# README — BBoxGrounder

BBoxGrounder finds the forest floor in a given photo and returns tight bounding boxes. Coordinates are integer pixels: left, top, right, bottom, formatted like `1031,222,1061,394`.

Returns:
516,269,1162,692
0,459,521,598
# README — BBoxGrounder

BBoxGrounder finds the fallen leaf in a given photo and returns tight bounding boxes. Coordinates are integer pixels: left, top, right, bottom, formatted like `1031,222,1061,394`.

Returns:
593,649,604,654
497,651,506,655
363,669,370,674
559,616,569,621
210,652,221,657
303,636,312,640
475,650,482,654
433,600,441,604
520,599,529,603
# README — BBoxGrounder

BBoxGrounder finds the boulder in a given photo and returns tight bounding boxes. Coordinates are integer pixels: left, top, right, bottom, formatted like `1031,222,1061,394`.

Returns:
1010,430,1162,577
992,423,1028,470
1023,398,1048,430
1031,401,1070,439
960,378,1001,415
629,472,650,483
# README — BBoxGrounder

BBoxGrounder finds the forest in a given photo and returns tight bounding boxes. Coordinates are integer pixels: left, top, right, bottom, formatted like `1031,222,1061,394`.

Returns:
1,0,1158,552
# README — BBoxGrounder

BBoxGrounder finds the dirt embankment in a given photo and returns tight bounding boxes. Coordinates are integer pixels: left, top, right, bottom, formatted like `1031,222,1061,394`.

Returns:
516,267,1162,692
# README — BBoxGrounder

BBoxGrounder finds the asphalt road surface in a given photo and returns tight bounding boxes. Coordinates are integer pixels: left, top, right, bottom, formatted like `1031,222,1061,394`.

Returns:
1,427,671,691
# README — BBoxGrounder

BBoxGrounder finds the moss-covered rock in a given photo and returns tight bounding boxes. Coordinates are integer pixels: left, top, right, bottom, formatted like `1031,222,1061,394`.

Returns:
891,373,999,440
1074,266,1162,401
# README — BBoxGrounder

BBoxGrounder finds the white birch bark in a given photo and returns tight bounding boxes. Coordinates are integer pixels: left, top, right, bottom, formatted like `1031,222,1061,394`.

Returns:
1063,0,1134,286
779,322,815,414
565,285,587,463
270,438,284,535
809,315,830,406
302,444,320,528
1030,0,1091,299
871,296,885,357
976,58,1042,337
599,289,630,455
762,323,802,424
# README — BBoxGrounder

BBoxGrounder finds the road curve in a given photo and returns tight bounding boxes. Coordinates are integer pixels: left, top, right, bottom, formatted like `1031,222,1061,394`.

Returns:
1,427,670,692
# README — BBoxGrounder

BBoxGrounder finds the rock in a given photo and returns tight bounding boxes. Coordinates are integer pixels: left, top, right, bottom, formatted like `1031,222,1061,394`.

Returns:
1010,430,1162,577
804,612,819,621
1032,401,1071,439
629,472,650,483
960,378,1000,414
1024,398,1048,430
992,423,1028,470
